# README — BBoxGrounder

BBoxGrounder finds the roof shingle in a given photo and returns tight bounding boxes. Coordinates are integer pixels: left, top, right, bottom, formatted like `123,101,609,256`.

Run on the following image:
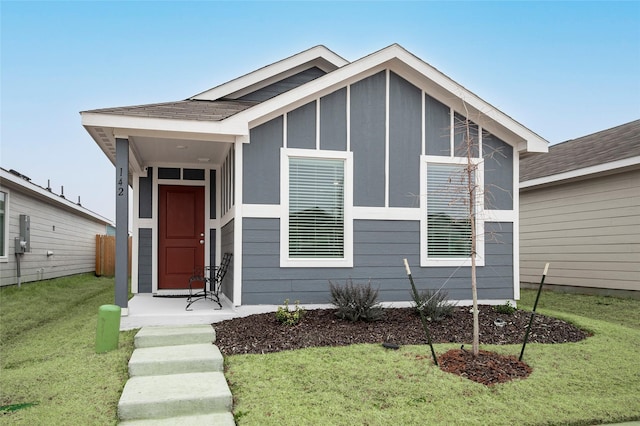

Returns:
520,119,640,182
82,99,257,122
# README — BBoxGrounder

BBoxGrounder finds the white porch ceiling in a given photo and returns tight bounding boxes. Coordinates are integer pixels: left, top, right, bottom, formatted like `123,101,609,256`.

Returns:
130,136,232,167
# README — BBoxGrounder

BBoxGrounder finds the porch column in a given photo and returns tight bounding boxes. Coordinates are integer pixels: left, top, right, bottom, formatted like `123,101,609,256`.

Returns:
115,137,129,311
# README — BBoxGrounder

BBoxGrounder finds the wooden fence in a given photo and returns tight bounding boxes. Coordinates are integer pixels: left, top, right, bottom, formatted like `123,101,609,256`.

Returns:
95,235,132,277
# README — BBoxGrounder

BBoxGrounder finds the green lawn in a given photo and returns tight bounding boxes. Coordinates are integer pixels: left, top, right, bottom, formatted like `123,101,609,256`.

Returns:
0,274,135,425
1,276,638,425
227,289,640,425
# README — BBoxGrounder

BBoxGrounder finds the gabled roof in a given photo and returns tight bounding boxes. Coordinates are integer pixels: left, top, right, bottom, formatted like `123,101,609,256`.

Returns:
219,44,548,153
191,45,349,101
520,119,640,187
81,44,548,172
0,167,113,225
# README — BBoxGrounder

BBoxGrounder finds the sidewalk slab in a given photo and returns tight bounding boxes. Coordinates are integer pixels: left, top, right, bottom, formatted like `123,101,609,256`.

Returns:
134,325,215,348
118,371,232,421
119,412,236,426
128,343,223,377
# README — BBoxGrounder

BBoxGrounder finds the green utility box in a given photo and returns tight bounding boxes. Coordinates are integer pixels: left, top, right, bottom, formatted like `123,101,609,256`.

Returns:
96,304,121,353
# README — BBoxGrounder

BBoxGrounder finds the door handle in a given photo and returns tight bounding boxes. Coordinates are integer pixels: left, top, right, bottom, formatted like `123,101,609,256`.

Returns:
199,240,205,245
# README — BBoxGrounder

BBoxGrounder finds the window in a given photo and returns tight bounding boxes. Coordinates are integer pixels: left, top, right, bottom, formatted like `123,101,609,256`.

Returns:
427,163,472,257
281,149,352,267
0,191,6,258
421,157,484,266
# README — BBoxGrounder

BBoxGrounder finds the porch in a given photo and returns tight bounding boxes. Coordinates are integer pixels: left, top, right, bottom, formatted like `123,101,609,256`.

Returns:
119,294,332,330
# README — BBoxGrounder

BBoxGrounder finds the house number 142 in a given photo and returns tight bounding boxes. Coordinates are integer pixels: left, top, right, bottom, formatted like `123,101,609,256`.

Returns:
117,167,125,196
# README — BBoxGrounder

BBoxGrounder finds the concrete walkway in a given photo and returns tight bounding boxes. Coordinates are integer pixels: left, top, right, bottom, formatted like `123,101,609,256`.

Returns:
118,325,235,425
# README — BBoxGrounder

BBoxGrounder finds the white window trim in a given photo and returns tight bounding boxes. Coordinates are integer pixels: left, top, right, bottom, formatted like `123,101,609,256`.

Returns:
280,148,353,268
420,155,485,267
0,190,8,262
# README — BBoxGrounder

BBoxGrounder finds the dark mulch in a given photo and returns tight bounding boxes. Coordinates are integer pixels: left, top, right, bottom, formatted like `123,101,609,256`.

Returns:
439,349,533,386
215,305,589,385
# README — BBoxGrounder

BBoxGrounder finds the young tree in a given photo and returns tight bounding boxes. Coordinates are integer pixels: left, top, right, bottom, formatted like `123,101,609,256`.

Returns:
419,102,507,357
460,108,480,356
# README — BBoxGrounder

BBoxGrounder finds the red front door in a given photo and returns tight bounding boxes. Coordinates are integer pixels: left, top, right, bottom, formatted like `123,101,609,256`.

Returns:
158,185,205,290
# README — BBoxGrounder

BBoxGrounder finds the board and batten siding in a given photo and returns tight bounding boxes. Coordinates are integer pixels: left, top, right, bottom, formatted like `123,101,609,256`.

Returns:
520,169,640,291
0,187,107,286
242,218,513,304
241,69,516,304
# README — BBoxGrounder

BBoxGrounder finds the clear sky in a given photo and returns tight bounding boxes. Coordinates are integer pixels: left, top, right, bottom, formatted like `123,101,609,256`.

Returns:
2,1,639,221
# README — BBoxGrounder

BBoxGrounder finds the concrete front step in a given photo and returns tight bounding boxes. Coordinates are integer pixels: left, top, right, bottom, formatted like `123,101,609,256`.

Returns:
128,343,224,377
118,371,232,421
134,325,215,348
119,412,236,426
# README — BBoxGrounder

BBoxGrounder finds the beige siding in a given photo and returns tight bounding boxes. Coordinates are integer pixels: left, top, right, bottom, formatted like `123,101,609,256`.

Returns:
520,169,640,291
0,188,107,286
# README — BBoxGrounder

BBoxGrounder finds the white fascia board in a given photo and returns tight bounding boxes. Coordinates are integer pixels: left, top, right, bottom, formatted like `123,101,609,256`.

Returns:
81,112,249,138
228,44,548,154
520,156,640,190
0,169,114,225
389,48,548,154
228,50,397,129
191,45,349,101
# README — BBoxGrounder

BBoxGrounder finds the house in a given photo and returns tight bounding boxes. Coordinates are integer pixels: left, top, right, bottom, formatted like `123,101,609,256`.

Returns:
520,120,640,297
80,44,548,310
0,167,113,287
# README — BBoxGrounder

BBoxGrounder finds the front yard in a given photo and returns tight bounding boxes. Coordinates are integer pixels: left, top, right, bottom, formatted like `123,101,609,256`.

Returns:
0,275,638,425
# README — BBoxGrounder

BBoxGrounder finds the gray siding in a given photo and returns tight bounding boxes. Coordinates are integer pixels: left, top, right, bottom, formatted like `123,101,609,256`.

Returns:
484,134,513,210
139,167,153,219
320,88,347,151
244,117,282,204
453,112,479,158
239,70,518,305
138,228,152,293
425,94,450,156
389,72,421,207
351,71,386,207
210,169,216,219
0,187,106,286
287,101,316,149
220,219,234,301
520,169,640,291
238,67,326,102
242,218,513,304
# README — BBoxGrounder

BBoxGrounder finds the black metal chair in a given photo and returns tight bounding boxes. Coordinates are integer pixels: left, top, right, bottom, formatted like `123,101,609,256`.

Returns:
185,253,232,311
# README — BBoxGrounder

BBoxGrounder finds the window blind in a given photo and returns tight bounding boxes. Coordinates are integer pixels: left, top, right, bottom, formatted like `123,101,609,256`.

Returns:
289,157,344,258
427,163,472,257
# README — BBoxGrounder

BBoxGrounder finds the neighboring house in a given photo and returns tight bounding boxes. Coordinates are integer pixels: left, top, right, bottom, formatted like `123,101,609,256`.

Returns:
81,44,547,308
520,120,640,296
0,167,113,286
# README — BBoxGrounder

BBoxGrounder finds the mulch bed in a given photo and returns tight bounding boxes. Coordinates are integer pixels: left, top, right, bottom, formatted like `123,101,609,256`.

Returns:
439,349,533,385
215,305,589,385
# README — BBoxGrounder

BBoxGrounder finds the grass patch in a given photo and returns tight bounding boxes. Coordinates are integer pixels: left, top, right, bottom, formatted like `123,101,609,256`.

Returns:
0,274,135,425
518,288,640,330
226,290,640,425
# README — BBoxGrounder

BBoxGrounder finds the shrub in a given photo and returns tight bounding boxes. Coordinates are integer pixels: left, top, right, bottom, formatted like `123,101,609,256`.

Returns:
275,299,305,326
411,289,456,322
329,279,384,322
494,301,517,315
